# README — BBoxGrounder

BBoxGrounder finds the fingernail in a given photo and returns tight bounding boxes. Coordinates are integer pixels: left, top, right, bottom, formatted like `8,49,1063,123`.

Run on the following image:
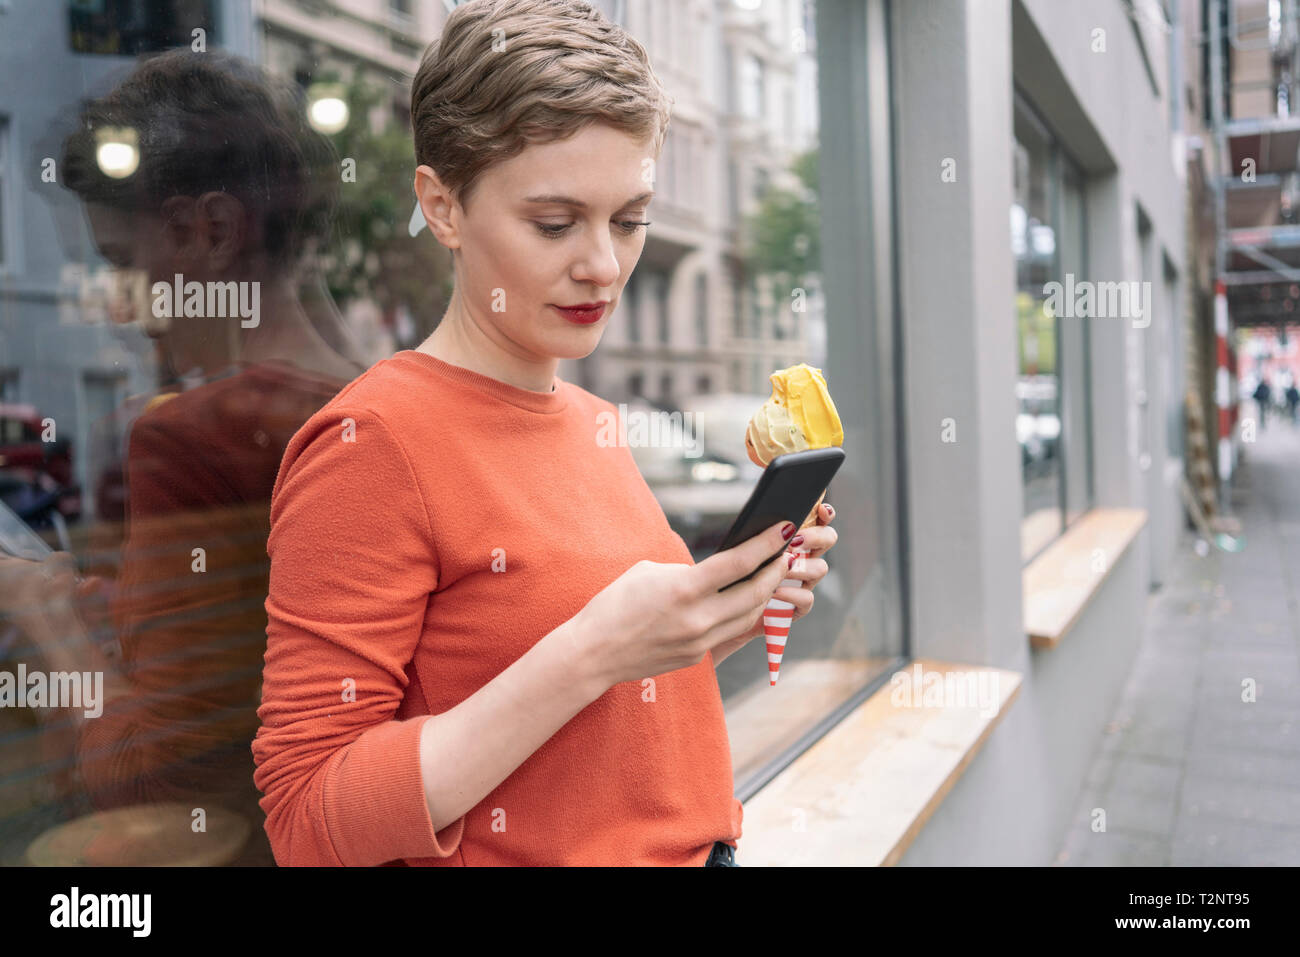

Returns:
788,553,797,569
790,534,805,548
781,522,796,539
825,505,835,518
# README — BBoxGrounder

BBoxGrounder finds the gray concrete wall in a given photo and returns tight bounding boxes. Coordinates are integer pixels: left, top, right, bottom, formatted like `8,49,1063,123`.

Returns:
888,0,1184,864
900,542,1145,865
891,0,1024,674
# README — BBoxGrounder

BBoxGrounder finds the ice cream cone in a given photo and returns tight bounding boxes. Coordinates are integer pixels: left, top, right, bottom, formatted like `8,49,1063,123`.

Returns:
764,546,807,686
746,363,843,689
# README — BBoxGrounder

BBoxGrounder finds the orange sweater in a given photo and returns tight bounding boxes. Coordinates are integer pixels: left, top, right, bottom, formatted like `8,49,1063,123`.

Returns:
76,360,348,866
251,350,744,866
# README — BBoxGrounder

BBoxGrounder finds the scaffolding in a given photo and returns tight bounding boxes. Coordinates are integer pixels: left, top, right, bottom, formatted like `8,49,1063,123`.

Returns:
1210,0,1300,314
1206,0,1300,507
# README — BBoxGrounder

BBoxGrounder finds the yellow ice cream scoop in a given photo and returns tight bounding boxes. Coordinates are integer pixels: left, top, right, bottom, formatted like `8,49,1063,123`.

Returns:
743,364,846,688
745,363,844,468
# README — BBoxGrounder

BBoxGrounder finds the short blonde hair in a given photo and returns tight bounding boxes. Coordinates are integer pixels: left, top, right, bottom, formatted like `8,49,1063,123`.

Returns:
411,0,673,211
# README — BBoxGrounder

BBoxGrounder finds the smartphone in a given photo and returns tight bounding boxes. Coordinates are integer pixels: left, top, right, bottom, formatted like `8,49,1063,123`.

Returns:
710,447,845,592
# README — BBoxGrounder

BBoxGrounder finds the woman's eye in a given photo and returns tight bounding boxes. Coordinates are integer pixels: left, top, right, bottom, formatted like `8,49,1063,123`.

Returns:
533,220,652,240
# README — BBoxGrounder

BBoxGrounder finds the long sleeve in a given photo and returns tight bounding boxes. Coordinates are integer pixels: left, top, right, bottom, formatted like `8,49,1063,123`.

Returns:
250,350,741,865
76,412,274,811
251,408,463,866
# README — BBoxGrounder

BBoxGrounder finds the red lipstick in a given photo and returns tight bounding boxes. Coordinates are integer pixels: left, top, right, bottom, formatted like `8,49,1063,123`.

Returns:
553,302,607,324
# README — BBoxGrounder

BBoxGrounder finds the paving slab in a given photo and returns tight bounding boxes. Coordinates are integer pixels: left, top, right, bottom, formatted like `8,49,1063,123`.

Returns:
1057,424,1300,866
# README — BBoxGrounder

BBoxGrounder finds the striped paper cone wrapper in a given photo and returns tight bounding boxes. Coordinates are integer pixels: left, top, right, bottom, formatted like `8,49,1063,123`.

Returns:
765,545,808,686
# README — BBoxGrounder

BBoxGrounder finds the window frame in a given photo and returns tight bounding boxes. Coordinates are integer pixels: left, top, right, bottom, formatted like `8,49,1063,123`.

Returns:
1013,86,1096,565
626,274,641,345
0,114,9,272
1059,156,1096,521
694,271,709,348
655,271,670,344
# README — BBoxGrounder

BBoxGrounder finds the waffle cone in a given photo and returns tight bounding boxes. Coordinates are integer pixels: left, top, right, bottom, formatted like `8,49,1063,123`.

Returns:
800,490,827,530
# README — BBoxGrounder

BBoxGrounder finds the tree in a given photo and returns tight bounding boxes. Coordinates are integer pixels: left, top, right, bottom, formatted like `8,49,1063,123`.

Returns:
741,147,821,317
316,75,454,339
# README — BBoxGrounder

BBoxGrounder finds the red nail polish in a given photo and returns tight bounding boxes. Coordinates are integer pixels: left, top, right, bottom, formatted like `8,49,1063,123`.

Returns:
825,505,835,518
790,534,805,548
781,522,796,539
788,553,797,569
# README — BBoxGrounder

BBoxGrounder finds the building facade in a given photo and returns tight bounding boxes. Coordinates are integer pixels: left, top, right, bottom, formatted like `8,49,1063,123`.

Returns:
878,0,1190,864
0,0,1217,866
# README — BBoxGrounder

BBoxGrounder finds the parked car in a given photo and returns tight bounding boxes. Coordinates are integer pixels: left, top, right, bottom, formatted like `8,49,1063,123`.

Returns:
1016,377,1060,468
0,403,81,548
627,392,781,558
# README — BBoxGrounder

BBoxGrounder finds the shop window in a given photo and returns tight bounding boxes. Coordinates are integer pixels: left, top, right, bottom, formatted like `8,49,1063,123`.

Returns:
1014,91,1094,562
68,0,217,55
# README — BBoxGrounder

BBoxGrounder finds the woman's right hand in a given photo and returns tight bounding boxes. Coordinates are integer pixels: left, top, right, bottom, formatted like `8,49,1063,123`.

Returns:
571,521,800,688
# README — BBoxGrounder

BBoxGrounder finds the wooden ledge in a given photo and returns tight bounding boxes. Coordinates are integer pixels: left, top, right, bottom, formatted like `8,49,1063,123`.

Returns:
737,658,1022,866
1022,507,1148,649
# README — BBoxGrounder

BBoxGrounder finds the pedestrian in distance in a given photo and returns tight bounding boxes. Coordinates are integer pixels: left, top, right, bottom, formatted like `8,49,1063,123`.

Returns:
1254,376,1272,429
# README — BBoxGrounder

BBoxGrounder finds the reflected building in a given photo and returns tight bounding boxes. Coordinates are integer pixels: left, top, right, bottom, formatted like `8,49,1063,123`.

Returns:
577,0,825,407
0,31,364,866
0,1,253,523
253,0,826,407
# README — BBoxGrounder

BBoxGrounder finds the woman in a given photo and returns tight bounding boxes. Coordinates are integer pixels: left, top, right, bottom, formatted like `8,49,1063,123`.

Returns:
251,0,839,867
0,49,363,865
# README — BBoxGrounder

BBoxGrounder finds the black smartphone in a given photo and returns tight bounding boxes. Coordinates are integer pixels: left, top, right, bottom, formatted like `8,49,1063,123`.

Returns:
711,447,845,592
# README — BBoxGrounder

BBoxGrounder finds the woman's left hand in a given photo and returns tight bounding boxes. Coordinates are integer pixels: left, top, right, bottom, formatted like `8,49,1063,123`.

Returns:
778,502,837,622
710,502,838,662
0,551,82,631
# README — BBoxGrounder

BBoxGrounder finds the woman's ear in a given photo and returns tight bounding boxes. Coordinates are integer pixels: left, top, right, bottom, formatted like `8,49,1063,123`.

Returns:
159,195,200,267
414,165,460,250
194,192,247,273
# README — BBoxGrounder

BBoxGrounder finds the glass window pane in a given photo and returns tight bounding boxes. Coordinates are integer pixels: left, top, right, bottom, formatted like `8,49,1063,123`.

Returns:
1014,99,1064,562
656,271,670,343
622,0,904,792
1164,263,1183,462
0,115,7,267
1059,161,1092,525
0,0,904,860
627,275,641,344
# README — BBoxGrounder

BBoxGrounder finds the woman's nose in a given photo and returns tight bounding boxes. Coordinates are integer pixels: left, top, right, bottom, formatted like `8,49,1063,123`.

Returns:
573,231,621,288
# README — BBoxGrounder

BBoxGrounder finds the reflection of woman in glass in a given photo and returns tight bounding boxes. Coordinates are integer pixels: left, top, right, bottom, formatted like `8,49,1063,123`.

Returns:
0,49,362,865
252,0,838,867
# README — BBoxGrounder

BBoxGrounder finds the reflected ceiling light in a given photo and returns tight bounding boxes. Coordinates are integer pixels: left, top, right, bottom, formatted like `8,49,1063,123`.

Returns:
95,127,139,179
306,83,349,134
734,0,763,10
1030,223,1055,257
1010,204,1027,256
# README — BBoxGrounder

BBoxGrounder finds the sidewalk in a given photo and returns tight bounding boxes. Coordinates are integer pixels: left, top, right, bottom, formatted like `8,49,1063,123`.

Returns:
1056,419,1300,865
